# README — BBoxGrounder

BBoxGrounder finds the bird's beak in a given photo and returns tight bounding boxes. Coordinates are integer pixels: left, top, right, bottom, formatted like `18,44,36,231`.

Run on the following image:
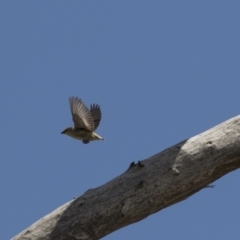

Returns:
61,129,66,134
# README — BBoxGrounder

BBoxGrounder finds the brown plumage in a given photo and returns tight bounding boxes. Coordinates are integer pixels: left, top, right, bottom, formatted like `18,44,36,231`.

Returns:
61,97,104,144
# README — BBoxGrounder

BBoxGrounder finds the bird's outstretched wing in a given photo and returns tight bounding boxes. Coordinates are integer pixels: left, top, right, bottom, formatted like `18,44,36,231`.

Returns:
69,97,94,131
90,104,102,130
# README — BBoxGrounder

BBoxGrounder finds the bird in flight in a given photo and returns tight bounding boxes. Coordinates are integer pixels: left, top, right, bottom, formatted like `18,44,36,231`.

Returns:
61,97,104,144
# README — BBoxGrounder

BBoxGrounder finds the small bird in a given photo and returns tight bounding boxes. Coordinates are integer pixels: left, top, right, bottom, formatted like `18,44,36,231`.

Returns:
61,97,104,144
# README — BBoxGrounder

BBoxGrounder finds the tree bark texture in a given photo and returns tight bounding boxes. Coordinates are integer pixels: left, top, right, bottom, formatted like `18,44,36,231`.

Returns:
12,116,240,240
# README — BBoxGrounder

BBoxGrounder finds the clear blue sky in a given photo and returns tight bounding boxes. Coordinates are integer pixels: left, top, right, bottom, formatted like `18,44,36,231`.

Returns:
1,1,240,239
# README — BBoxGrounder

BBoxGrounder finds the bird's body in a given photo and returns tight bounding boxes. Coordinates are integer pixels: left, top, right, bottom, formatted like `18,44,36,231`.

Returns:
62,127,103,142
61,97,103,144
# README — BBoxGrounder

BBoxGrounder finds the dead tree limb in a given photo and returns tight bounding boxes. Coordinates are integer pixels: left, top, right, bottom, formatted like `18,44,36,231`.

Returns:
12,116,240,240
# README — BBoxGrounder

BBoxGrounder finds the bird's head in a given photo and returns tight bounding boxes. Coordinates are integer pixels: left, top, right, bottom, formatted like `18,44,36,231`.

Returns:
61,127,74,136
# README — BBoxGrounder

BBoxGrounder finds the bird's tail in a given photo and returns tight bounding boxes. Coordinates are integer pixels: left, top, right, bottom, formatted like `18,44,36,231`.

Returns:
92,132,104,140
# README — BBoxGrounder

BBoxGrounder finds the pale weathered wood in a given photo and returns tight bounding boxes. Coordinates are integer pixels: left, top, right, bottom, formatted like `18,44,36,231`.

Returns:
12,116,240,240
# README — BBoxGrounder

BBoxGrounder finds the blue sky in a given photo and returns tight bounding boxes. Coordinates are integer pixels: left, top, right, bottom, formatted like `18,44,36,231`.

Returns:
1,1,240,239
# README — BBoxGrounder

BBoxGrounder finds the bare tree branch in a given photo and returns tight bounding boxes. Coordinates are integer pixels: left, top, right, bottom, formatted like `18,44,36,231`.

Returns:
12,116,240,240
